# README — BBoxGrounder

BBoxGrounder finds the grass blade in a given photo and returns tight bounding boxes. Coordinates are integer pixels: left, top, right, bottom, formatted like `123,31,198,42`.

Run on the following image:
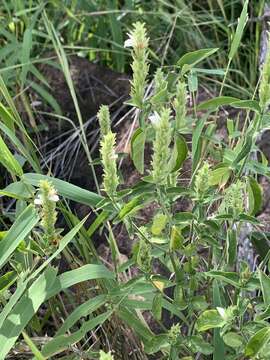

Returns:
228,0,249,61
23,173,103,207
0,205,39,269
55,294,107,336
42,311,111,357
0,135,23,176
0,266,58,359
22,331,46,360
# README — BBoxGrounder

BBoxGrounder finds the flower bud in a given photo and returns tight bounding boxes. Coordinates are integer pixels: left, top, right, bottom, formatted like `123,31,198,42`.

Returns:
151,108,172,184
97,105,111,138
224,180,244,216
100,132,119,198
125,22,149,109
35,180,59,247
168,323,180,344
99,350,114,360
259,33,270,113
136,228,152,273
194,162,210,200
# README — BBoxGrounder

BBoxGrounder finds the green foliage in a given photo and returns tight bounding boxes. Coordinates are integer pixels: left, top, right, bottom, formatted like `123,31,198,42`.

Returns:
1,1,270,359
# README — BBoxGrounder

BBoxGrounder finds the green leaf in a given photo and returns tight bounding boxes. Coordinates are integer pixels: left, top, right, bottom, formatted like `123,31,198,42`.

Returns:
247,177,263,215
259,270,270,306
30,81,62,115
119,195,144,220
0,271,17,294
205,271,240,287
56,295,107,336
209,165,231,186
197,309,225,332
23,173,103,207
188,70,198,92
232,134,252,166
231,100,261,113
42,311,111,357
87,210,108,237
0,217,87,331
21,28,33,86
0,266,58,359
145,335,169,355
169,133,188,172
131,128,146,174
229,0,249,60
151,213,167,235
0,205,39,269
177,48,219,71
31,216,88,279
0,181,34,199
152,293,162,321
191,296,208,312
0,103,14,131
150,86,168,106
188,335,213,355
255,304,270,321
197,96,239,111
46,264,115,300
174,212,195,223
0,264,114,359
250,232,270,260
245,327,270,358
227,118,234,137
238,213,259,224
0,122,39,172
170,226,184,250
0,135,23,176
118,307,153,341
227,229,237,267
223,332,243,348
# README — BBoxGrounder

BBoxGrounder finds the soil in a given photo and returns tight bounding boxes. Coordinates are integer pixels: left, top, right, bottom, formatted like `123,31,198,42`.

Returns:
35,54,130,121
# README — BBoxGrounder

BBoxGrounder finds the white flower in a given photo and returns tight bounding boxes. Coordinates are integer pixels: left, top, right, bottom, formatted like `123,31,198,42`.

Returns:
149,112,161,127
48,194,59,202
34,194,43,205
34,192,59,205
124,36,133,48
110,153,118,161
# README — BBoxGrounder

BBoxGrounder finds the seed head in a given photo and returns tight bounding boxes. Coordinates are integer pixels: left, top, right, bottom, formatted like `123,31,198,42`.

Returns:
126,22,149,109
35,180,59,247
151,108,172,184
100,132,119,198
194,162,210,200
97,105,111,138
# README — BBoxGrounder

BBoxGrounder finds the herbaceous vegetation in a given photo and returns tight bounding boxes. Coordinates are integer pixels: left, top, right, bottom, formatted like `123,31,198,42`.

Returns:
1,1,270,359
